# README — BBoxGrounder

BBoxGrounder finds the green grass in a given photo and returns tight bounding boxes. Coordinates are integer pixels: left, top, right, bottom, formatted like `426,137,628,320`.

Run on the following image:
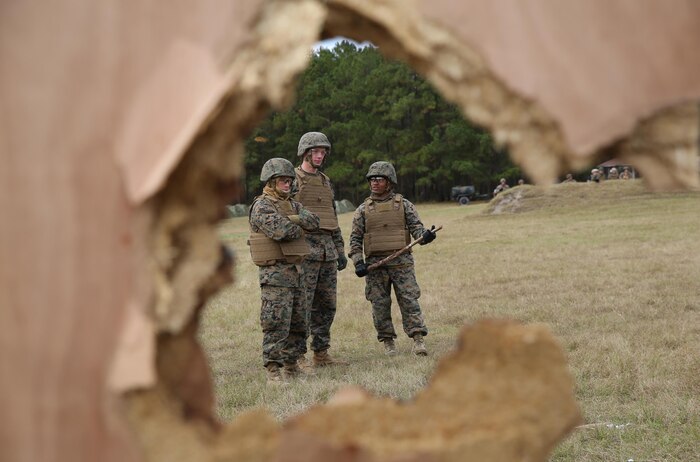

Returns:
200,180,700,461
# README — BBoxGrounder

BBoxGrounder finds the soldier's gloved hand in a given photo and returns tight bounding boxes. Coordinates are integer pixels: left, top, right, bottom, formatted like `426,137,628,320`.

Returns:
354,261,368,278
336,254,348,271
288,215,301,225
420,226,437,245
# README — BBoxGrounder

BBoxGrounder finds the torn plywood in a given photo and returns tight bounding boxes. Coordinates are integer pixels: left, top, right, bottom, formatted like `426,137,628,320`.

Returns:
273,320,581,462
326,0,700,187
2,1,699,461
125,320,581,462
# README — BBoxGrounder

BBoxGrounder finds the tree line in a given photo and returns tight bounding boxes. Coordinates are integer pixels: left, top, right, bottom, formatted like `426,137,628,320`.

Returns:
244,40,519,204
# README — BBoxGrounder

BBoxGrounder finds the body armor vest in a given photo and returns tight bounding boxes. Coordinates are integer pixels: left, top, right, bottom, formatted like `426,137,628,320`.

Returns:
294,168,339,231
248,196,310,266
363,194,410,256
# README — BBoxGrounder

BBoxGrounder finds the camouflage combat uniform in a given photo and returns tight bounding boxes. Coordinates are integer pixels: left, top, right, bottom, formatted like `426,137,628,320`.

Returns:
249,190,319,368
293,167,345,354
349,191,429,342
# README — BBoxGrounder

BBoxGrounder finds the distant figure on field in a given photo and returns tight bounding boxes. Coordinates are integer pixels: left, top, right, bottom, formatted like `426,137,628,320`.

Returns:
517,179,525,186
590,169,601,183
562,173,576,183
620,167,632,179
608,167,619,179
493,178,510,196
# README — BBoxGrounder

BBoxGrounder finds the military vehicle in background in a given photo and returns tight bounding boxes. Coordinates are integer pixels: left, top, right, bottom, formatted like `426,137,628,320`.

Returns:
450,185,476,205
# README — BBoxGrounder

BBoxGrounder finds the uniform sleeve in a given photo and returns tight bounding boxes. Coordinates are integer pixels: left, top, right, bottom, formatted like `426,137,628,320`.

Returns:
348,205,366,264
291,172,301,197
250,199,304,241
403,198,427,240
331,227,345,255
328,182,345,253
293,201,320,232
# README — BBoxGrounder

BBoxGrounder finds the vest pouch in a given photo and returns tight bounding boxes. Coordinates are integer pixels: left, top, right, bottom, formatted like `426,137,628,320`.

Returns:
295,170,339,231
279,236,311,264
364,229,409,256
249,234,284,266
363,194,409,256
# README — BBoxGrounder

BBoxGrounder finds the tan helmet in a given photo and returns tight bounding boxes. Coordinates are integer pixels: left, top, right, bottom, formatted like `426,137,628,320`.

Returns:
297,132,331,157
260,158,295,182
366,161,397,184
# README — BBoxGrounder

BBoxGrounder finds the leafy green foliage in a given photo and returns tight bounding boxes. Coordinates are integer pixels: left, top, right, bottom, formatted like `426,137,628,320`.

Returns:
244,41,518,203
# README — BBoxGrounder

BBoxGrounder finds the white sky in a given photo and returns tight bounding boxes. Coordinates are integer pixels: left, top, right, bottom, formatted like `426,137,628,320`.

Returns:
312,36,373,52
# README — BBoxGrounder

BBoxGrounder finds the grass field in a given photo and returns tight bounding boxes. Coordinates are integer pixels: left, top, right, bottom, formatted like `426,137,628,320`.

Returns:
201,179,700,461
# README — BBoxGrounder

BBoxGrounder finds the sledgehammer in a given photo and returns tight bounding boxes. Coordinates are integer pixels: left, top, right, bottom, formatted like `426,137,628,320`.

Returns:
355,225,443,276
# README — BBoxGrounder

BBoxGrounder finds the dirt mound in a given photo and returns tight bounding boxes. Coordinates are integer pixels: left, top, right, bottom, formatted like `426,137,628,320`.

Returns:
485,180,652,215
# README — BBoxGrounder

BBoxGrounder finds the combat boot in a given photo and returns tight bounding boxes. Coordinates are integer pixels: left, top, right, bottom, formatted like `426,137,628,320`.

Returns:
282,361,315,379
412,334,428,356
383,339,397,356
312,349,348,367
265,364,286,385
297,354,314,372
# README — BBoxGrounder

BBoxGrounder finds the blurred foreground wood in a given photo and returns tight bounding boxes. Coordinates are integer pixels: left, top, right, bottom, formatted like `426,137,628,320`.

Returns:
1,1,698,461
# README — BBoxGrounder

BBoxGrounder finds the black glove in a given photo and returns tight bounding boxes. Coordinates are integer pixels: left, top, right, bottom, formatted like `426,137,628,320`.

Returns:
337,254,348,271
354,261,368,278
420,226,436,245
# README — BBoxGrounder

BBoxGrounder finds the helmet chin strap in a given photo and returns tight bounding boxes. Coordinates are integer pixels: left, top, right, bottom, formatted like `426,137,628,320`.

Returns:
303,153,323,171
265,180,290,199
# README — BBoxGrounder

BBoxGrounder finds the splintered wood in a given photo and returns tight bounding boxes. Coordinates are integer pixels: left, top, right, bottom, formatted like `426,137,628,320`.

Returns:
206,320,580,462
4,1,700,461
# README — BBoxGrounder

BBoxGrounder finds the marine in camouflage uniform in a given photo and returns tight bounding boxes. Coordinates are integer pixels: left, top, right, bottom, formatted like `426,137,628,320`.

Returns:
249,158,320,383
348,161,436,356
292,132,348,367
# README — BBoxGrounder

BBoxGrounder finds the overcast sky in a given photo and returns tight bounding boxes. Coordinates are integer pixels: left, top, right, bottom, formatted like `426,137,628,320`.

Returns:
312,36,373,52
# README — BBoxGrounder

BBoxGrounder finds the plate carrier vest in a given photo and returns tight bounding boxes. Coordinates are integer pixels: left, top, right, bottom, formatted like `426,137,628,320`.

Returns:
363,194,410,256
294,168,339,231
248,196,310,266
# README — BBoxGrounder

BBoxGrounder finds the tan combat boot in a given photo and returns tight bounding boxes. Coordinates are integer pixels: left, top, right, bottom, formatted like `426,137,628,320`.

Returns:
282,361,315,379
265,364,286,385
282,362,301,380
297,354,316,372
412,334,428,356
383,339,397,356
313,349,348,367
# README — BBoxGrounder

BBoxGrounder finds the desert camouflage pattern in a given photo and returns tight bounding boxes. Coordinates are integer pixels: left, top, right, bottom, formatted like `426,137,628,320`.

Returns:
292,168,345,353
249,192,320,367
349,191,429,341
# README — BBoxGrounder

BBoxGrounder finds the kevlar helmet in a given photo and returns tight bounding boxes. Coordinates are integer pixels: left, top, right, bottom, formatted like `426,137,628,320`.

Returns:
297,132,331,157
366,161,397,184
260,158,295,182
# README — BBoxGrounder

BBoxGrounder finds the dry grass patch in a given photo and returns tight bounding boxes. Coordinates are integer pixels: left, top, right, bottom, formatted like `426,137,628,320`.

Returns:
201,179,700,461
